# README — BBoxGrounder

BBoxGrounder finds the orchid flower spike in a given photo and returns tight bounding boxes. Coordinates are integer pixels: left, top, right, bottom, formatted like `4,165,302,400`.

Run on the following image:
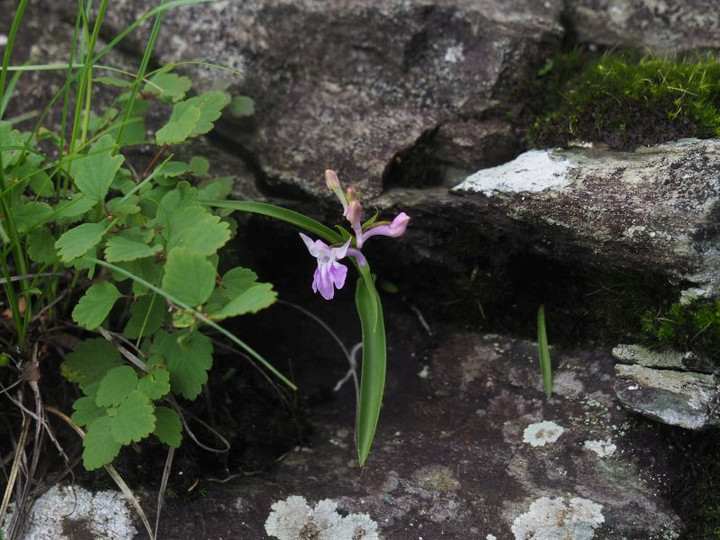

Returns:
299,233,351,300
361,212,410,244
325,169,348,215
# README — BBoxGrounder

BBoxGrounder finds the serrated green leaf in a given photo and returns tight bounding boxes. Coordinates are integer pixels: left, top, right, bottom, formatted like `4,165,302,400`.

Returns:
153,406,182,447
197,177,233,202
188,91,230,135
160,161,188,177
210,283,276,320
56,222,106,262
146,72,192,102
96,366,139,407
106,196,141,221
166,208,230,255
54,193,98,219
27,227,57,264
156,101,201,145
71,395,106,427
161,247,216,306
105,229,161,263
217,267,258,298
83,416,121,470
112,99,147,146
72,281,121,329
110,390,155,444
151,330,212,400
229,95,255,117
13,201,53,233
70,134,125,202
62,338,123,391
124,257,164,296
137,368,170,400
0,121,25,166
124,294,166,339
188,156,209,176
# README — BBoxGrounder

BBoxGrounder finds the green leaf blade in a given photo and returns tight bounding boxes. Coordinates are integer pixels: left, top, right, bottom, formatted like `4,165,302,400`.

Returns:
83,416,121,470
210,283,276,320
153,406,182,447
354,274,387,467
161,247,216,306
538,305,553,398
96,366,139,407
62,339,123,391
56,222,107,262
151,330,212,400
109,390,155,444
72,281,121,330
71,134,125,202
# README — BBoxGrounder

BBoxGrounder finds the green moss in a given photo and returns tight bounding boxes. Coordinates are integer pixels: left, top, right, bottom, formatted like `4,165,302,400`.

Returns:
642,298,720,361
525,49,720,150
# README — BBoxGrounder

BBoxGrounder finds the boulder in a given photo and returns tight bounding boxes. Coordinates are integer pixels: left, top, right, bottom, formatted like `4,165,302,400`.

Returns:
565,0,720,54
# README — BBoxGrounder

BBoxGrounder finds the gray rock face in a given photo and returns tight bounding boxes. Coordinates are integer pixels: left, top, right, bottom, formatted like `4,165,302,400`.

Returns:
451,140,720,296
565,0,720,54
148,322,683,538
98,0,564,199
613,343,714,374
615,363,720,430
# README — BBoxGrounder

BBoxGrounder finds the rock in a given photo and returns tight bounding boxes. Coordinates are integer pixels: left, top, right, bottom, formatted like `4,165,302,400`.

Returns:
565,0,720,54
98,0,564,199
450,139,720,296
3,486,137,540
615,363,720,430
613,343,715,374
149,323,683,539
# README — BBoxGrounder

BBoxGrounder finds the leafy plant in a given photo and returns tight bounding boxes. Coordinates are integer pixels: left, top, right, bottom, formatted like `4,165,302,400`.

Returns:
0,1,400,537
642,299,720,360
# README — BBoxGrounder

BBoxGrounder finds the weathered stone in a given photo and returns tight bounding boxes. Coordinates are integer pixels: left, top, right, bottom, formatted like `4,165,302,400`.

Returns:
615,363,720,430
613,343,714,374
565,0,720,55
148,325,683,539
451,140,720,296
97,0,564,199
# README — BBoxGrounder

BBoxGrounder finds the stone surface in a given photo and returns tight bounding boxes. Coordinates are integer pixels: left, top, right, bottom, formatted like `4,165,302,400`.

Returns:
97,0,564,199
145,319,683,539
615,363,720,430
450,139,720,296
613,343,715,374
4,486,137,540
565,0,720,54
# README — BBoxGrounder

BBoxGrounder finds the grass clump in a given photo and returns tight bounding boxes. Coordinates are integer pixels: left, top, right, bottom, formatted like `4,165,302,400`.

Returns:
526,49,720,150
642,298,720,362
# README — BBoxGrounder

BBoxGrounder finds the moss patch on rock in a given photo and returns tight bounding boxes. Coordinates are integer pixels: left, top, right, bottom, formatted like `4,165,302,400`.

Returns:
524,49,720,150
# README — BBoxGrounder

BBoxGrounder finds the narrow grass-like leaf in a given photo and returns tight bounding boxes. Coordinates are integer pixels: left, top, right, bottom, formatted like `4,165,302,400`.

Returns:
89,257,296,390
204,200,341,244
354,275,386,467
537,304,553,398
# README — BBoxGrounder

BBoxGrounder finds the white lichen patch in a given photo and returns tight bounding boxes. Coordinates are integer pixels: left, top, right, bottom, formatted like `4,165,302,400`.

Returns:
584,439,617,458
444,44,465,63
511,496,604,540
265,495,379,540
522,420,565,447
0,35,7,47
4,485,136,540
453,150,575,196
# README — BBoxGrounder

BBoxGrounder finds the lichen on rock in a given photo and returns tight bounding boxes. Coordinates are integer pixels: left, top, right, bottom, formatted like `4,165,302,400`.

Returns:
265,495,379,540
522,420,565,447
511,496,604,540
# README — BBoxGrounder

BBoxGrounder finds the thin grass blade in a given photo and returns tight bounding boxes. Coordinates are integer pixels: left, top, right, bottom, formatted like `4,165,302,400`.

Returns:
537,304,553,398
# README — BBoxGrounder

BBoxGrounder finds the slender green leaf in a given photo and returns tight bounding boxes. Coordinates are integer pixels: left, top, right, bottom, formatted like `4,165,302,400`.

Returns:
88,257,296,390
204,200,341,243
354,275,387,467
537,304,553,398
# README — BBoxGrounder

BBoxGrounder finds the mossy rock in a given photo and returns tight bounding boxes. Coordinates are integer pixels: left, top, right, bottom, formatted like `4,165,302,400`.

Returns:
524,49,720,150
